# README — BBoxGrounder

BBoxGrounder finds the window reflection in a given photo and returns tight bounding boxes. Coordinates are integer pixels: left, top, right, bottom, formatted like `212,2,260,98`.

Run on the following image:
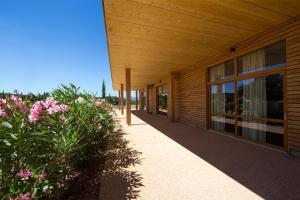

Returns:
238,73,283,119
211,82,235,115
208,41,286,148
212,115,235,134
157,84,168,115
237,120,284,147
238,41,286,74
209,59,234,81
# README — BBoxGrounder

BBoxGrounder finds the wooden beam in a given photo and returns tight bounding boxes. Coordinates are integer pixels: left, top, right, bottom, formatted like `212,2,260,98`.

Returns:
136,90,138,110
120,84,124,115
126,68,131,125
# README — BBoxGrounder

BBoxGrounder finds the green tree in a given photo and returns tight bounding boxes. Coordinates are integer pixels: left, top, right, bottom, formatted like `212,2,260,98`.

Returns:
101,80,106,98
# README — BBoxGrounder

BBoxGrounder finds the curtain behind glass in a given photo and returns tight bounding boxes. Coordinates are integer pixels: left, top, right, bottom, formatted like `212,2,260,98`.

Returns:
211,84,225,130
241,50,267,141
242,49,265,73
211,84,225,114
210,63,225,81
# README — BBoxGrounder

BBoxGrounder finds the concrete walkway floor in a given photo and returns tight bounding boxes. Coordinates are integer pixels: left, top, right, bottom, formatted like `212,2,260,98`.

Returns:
100,110,300,200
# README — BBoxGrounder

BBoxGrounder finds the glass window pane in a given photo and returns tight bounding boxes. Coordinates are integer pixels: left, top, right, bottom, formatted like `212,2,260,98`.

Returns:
265,41,286,68
211,82,235,114
209,60,234,81
225,60,235,77
237,120,284,147
157,84,168,115
237,41,286,74
212,115,235,134
266,73,284,119
211,85,218,113
223,82,235,115
238,73,284,119
209,63,224,82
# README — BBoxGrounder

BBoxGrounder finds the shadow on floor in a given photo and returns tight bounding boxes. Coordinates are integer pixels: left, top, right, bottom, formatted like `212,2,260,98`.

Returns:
100,129,143,200
132,110,300,200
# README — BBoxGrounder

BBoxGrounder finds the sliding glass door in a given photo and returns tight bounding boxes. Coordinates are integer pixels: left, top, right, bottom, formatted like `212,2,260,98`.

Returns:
208,41,286,148
237,73,284,147
211,82,235,133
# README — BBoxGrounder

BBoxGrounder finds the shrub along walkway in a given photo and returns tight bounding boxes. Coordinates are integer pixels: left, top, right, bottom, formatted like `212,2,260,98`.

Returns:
100,110,300,200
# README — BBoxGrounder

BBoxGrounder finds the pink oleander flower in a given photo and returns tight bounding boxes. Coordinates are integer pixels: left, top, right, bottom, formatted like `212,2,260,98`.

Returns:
19,105,27,113
0,108,7,118
96,102,102,108
39,172,47,181
9,95,27,113
43,99,58,109
9,95,18,102
9,95,22,106
29,101,44,123
59,115,67,123
47,105,60,115
16,170,32,179
10,193,31,200
47,103,68,115
0,98,6,105
59,104,69,112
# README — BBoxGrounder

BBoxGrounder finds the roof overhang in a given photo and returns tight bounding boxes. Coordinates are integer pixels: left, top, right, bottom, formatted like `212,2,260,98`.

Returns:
103,0,300,90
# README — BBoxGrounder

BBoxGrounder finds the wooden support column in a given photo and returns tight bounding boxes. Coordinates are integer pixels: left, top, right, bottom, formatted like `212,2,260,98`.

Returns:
118,90,121,110
125,68,131,125
168,72,177,121
135,91,138,110
139,91,145,111
146,85,150,113
120,84,124,115
153,86,158,114
138,91,142,111
149,85,154,113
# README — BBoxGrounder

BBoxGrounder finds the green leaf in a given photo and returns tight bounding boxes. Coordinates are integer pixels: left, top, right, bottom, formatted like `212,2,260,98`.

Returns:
30,132,45,136
9,133,17,140
2,121,12,129
32,187,37,197
3,140,11,146
43,185,49,191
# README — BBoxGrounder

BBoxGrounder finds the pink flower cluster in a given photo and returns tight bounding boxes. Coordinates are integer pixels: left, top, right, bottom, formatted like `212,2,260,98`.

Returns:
16,170,33,178
28,101,44,123
43,99,69,115
0,108,7,118
59,114,67,123
96,99,105,108
39,172,47,181
9,193,31,200
10,95,27,113
0,96,27,118
0,98,6,105
29,99,69,123
0,98,8,118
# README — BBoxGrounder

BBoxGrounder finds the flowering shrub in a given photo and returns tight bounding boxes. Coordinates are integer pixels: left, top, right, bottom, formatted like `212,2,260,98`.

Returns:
0,84,115,199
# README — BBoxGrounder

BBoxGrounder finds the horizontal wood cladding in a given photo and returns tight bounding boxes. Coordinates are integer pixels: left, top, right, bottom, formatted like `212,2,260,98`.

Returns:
287,21,300,150
176,66,207,129
176,16,300,150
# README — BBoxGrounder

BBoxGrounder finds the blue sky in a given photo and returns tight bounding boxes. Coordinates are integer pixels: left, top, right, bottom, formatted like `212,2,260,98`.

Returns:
0,0,117,96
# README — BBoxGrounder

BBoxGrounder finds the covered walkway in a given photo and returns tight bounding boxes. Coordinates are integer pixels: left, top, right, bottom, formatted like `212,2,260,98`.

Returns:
100,110,300,200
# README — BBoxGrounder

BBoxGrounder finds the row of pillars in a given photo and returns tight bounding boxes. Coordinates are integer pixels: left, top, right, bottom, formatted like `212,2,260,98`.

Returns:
118,68,177,125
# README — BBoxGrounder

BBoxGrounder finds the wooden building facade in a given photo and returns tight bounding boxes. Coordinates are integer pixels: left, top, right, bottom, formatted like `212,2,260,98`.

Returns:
103,0,300,153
